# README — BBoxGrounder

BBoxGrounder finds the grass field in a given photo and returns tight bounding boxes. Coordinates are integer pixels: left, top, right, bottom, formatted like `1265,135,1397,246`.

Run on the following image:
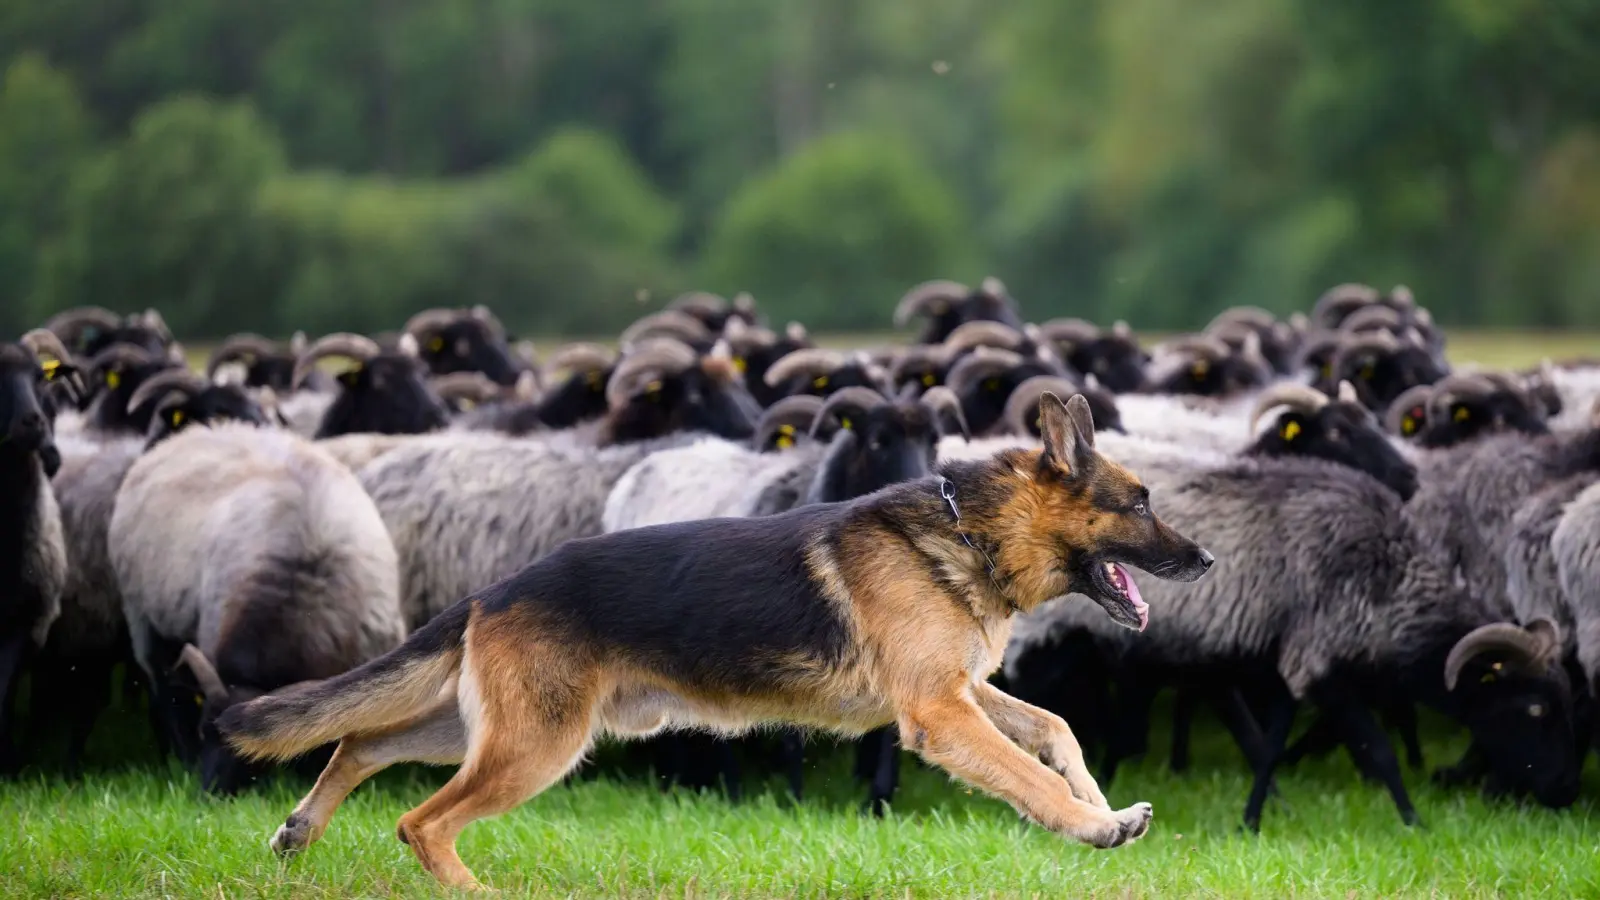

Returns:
7,330,1598,899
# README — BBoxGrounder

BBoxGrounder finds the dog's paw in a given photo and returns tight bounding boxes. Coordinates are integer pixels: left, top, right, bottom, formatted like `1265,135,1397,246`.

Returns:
270,813,314,858
1088,802,1153,849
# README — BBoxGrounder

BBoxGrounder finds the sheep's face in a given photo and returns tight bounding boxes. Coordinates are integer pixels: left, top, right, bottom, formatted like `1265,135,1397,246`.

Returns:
196,686,270,796
819,403,941,501
1326,346,1447,412
536,367,613,430
241,354,298,392
606,362,760,444
1067,337,1148,394
739,336,811,408
316,354,450,439
1249,403,1418,501
1148,354,1269,398
416,319,522,387
917,292,1023,345
775,362,883,402
1454,663,1580,808
86,353,183,428
0,344,57,471
958,361,1058,437
1415,390,1548,449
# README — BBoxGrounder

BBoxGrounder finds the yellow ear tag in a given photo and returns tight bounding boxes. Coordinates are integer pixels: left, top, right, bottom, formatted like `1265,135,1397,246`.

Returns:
194,693,205,708
1281,420,1301,441
586,371,603,388
1190,361,1209,378
840,416,853,430
921,373,935,387
1401,415,1417,435
429,337,445,353
460,399,476,411
732,357,747,374
106,371,121,389
812,375,829,389
40,359,61,380
778,424,796,436
645,380,662,394
1453,405,1470,423
983,378,1001,391
776,434,795,449
169,409,185,428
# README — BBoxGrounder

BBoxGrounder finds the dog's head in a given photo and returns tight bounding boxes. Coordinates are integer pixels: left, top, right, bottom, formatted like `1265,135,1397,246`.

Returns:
1022,392,1214,630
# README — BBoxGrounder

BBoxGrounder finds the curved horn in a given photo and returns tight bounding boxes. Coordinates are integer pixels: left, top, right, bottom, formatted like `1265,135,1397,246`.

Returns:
918,385,970,440
1340,304,1404,335
126,368,207,415
619,310,711,347
545,343,616,376
292,333,381,390
893,280,969,327
1337,379,1359,404
1384,384,1435,436
1247,383,1331,436
1207,306,1277,333
1037,318,1102,348
605,339,700,409
430,372,504,407
403,307,475,343
667,291,729,318
205,333,282,379
810,386,888,437
1444,620,1562,691
19,329,77,367
944,346,1026,397
942,320,1026,355
1001,375,1079,437
1312,282,1380,328
1426,373,1496,422
763,348,846,388
43,306,125,350
176,643,227,706
753,394,826,450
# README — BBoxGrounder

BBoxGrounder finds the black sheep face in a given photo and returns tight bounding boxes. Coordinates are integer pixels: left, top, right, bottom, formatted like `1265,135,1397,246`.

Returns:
242,355,298,392
195,685,270,796
315,355,450,439
1327,346,1448,412
813,403,940,502
520,367,611,432
1149,355,1269,398
142,387,274,449
605,362,760,445
739,337,810,408
86,357,185,432
0,344,58,474
1415,392,1549,449
417,320,522,387
1452,662,1580,809
1068,337,1149,394
916,292,1024,345
959,362,1059,436
1249,404,1418,501
775,362,883,402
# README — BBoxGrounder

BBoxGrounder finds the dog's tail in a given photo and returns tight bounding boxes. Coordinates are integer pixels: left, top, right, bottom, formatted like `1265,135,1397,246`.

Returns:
218,602,471,762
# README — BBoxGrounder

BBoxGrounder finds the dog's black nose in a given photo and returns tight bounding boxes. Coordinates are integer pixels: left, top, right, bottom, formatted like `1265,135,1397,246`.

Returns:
1198,548,1215,570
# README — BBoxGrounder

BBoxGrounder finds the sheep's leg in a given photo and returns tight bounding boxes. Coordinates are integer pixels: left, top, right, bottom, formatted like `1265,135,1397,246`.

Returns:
1100,676,1157,785
1209,687,1271,772
63,662,113,778
1242,688,1297,833
778,728,805,803
272,699,466,857
858,727,901,816
1315,686,1420,826
1381,699,1424,771
0,634,29,773
1168,688,1199,773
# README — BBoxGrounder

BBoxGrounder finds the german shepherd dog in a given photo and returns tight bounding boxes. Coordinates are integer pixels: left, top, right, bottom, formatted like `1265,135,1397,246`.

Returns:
220,393,1214,889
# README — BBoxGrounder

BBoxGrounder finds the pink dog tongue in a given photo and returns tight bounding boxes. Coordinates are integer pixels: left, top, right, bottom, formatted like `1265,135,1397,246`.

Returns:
1114,563,1148,632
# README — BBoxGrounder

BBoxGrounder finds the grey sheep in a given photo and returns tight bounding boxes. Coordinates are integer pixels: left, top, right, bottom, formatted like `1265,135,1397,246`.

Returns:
109,423,405,793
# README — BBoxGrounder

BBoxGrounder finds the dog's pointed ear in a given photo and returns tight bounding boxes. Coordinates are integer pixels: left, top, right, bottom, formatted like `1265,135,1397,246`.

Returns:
1040,391,1096,476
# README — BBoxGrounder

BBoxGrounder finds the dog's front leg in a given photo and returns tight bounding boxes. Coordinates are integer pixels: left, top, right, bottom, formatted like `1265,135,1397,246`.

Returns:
898,691,1150,848
971,682,1109,809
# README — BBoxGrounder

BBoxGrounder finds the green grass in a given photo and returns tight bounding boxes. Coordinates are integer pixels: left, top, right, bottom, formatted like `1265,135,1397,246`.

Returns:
5,702,1600,899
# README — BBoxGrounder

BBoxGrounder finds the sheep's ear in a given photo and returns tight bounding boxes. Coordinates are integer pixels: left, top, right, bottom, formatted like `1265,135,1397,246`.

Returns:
1039,392,1095,476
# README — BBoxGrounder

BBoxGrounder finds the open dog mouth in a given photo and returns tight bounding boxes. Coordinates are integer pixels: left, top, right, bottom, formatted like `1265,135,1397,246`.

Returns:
1090,560,1148,632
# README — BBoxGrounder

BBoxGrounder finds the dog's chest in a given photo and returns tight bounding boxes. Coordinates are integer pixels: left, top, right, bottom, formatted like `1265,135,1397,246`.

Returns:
966,615,1013,681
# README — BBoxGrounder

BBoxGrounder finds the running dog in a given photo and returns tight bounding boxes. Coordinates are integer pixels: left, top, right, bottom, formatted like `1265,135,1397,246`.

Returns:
220,392,1214,889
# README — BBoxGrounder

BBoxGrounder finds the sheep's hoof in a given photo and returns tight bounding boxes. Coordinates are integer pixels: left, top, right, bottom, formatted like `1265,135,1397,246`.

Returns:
270,813,314,857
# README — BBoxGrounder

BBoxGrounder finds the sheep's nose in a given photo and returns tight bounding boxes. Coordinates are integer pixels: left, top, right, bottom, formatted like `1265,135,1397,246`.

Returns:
1197,548,1215,570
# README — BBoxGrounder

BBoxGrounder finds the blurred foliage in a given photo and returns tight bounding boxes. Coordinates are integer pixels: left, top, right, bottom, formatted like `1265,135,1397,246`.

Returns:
3,0,1600,338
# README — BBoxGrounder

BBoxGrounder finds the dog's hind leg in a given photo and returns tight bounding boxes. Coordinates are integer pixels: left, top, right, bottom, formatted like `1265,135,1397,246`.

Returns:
972,682,1109,810
270,698,466,857
394,637,599,889
901,690,1147,848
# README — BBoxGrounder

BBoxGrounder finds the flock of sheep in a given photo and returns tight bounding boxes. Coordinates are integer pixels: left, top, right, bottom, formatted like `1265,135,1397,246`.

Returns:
2,280,1599,831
